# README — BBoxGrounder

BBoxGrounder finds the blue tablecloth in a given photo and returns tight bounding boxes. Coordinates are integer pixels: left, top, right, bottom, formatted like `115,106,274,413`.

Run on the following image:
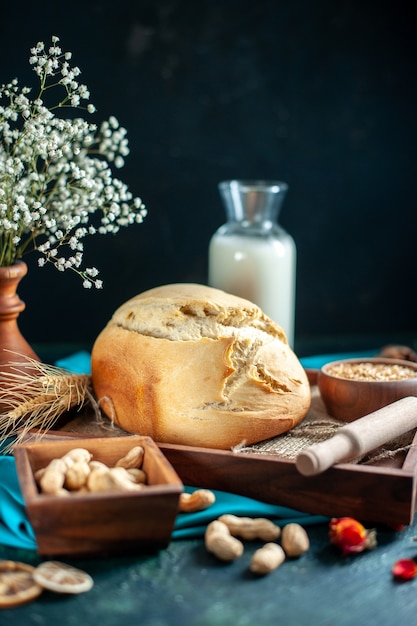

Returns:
1,349,377,551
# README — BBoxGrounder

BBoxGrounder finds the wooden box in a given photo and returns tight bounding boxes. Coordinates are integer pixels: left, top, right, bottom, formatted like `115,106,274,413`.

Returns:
14,436,183,558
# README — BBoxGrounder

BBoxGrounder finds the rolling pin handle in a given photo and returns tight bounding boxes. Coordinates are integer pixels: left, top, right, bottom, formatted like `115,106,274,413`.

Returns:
296,433,355,476
296,396,417,476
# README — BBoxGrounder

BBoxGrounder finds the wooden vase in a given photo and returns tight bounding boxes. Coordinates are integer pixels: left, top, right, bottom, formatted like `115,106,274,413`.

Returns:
0,261,39,382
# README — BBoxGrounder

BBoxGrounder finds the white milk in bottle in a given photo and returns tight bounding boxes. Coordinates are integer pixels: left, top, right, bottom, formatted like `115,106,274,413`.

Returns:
208,180,296,346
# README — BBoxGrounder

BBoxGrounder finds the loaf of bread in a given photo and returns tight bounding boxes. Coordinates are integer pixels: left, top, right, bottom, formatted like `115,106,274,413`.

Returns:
91,283,311,449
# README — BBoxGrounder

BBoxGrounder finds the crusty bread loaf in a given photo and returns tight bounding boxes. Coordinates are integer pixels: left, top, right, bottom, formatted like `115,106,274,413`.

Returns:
91,283,311,449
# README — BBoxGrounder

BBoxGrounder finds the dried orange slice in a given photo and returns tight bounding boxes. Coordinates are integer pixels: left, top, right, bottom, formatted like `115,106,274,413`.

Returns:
0,560,43,608
33,561,93,594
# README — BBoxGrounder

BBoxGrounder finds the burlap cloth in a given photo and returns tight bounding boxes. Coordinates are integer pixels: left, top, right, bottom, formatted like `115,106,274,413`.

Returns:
233,387,414,466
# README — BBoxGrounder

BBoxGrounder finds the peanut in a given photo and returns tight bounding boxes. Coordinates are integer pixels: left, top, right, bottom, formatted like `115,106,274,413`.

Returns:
61,448,92,467
89,460,109,472
250,542,286,575
179,489,216,513
85,465,109,492
107,467,145,491
281,523,310,557
86,466,144,493
35,446,150,495
126,468,147,484
64,460,91,491
218,514,281,541
205,520,244,562
115,445,145,469
39,458,69,496
34,467,46,483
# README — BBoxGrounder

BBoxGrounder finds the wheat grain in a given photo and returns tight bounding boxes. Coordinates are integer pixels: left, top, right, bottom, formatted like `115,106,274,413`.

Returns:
0,353,97,452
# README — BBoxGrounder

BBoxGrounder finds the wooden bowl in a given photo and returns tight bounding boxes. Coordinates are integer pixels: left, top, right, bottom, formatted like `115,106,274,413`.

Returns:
317,357,417,422
14,436,183,558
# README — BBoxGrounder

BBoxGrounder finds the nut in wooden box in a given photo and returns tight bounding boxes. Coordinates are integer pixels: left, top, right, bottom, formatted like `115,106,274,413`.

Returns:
14,435,183,558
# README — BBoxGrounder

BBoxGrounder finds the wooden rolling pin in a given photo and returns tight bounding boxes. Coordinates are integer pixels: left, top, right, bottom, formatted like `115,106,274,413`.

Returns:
296,396,417,476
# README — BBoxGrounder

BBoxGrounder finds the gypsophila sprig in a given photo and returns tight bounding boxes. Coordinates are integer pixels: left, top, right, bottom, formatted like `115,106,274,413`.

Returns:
0,35,147,288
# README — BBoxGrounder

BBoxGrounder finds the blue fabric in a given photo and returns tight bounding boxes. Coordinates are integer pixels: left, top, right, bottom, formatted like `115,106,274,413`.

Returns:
0,349,369,551
173,487,328,539
0,456,37,549
300,350,377,370
55,350,92,374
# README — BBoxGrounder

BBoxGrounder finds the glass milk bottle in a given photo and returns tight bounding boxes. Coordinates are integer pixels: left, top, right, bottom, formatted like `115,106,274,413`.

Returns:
208,180,296,346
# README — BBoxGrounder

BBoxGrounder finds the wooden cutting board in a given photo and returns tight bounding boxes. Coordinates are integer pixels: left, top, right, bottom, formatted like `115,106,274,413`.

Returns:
29,384,417,527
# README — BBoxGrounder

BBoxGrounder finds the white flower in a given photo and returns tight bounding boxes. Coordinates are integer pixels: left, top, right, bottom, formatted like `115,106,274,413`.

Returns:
0,35,146,288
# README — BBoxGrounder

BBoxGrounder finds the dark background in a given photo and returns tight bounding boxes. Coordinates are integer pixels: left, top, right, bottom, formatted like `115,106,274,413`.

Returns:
1,0,416,355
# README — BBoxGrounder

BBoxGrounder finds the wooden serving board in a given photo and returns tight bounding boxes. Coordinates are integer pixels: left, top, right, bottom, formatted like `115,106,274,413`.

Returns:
158,438,417,526
34,381,417,527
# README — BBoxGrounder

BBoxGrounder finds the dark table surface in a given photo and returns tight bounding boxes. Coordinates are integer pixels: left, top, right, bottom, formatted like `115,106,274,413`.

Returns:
1,521,417,626
2,337,417,625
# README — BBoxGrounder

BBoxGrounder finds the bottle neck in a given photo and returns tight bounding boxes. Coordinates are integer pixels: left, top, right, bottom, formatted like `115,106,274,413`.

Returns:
219,180,288,229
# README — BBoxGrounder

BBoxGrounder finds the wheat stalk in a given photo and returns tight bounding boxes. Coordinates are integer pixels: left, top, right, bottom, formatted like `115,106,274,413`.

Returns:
0,353,99,452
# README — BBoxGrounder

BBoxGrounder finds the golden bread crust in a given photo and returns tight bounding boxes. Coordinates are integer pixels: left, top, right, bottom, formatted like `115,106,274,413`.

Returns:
91,283,310,449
